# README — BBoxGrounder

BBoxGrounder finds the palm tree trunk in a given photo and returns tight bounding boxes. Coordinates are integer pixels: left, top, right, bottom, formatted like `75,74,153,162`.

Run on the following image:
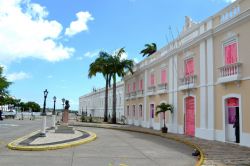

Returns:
104,75,108,122
112,75,116,124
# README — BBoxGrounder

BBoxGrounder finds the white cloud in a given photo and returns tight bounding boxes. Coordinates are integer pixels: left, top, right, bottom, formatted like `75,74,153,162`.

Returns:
224,0,236,2
6,72,30,81
76,56,84,60
133,58,139,63
120,52,128,60
47,75,53,79
0,64,8,73
213,0,236,3
84,50,99,58
0,0,74,64
112,49,128,60
65,11,94,37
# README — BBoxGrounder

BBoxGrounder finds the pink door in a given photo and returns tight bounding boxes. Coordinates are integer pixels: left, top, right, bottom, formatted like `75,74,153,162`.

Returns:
185,96,195,136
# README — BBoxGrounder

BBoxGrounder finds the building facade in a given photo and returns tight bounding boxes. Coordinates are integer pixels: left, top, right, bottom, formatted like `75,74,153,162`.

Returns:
124,0,250,147
79,82,124,119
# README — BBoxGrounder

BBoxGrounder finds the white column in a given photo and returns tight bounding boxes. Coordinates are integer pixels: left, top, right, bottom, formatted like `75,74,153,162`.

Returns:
52,114,56,128
195,40,208,139
206,37,215,140
143,69,148,128
40,116,46,137
200,41,207,129
173,55,178,133
168,57,174,132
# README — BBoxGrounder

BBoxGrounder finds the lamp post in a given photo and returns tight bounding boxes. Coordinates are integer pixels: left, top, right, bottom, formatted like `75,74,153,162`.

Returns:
52,96,56,129
62,98,65,109
40,89,48,137
61,98,65,121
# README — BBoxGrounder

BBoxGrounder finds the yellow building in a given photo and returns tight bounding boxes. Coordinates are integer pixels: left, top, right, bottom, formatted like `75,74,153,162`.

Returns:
124,0,250,147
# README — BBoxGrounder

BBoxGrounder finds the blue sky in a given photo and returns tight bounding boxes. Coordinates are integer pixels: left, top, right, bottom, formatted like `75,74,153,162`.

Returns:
0,0,234,110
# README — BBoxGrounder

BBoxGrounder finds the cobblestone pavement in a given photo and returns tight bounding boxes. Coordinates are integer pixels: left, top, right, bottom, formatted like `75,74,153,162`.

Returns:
70,121,250,166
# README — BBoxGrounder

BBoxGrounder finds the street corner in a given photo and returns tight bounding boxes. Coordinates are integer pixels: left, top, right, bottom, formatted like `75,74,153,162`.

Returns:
7,128,97,151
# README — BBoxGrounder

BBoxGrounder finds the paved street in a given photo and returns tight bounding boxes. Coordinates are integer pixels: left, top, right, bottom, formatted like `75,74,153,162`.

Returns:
0,119,196,166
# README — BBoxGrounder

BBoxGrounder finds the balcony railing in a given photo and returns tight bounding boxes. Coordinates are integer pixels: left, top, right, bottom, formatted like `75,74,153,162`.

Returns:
157,83,168,94
218,62,242,83
130,91,137,98
125,93,130,100
179,75,197,90
147,85,156,95
220,4,240,24
137,90,144,98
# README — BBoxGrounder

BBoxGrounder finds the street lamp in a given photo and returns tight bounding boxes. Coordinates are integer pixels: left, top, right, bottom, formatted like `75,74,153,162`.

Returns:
52,96,56,129
61,98,65,121
40,89,48,137
62,98,65,109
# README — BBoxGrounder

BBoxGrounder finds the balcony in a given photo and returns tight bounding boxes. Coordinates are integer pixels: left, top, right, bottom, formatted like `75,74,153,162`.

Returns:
179,75,197,91
147,86,156,96
218,62,242,84
219,3,240,24
137,90,144,98
125,93,130,100
157,83,168,94
130,91,137,99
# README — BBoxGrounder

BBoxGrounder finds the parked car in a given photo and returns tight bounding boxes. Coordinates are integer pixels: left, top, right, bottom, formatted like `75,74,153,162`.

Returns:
2,110,16,119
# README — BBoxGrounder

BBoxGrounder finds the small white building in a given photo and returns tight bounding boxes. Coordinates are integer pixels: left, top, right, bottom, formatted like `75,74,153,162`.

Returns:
79,82,124,120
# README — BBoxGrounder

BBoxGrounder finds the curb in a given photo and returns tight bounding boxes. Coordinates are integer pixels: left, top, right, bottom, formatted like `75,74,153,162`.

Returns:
7,129,97,151
72,124,204,166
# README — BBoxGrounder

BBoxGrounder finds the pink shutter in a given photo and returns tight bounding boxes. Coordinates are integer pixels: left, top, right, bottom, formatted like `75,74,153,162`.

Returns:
127,84,130,93
150,74,155,86
161,69,167,84
185,96,195,136
227,98,239,107
185,59,194,76
231,43,238,63
140,80,143,90
225,43,238,65
133,82,136,92
225,45,232,64
228,107,236,124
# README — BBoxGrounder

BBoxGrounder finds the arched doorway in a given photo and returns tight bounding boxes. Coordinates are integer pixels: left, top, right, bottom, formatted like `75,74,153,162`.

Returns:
138,104,143,126
225,97,240,143
185,96,195,137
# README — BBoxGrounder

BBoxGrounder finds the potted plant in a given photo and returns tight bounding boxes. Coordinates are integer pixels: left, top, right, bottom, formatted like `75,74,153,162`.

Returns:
155,103,174,133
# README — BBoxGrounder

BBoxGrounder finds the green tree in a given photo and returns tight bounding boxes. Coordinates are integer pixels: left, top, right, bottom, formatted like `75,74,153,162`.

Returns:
25,101,41,112
109,48,134,124
1,96,19,110
0,66,11,99
140,43,157,57
88,52,112,122
155,103,174,132
19,102,26,112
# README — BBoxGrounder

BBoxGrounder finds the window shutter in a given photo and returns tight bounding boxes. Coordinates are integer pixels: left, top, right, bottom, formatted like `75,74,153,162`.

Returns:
185,59,194,76
161,69,167,84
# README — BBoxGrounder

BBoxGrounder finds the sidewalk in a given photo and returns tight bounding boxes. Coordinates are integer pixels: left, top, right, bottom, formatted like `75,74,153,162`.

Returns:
70,121,250,166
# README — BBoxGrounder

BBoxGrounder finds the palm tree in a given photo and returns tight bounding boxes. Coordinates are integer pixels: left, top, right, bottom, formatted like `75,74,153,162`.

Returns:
140,43,157,57
88,52,112,122
155,103,174,133
109,48,134,124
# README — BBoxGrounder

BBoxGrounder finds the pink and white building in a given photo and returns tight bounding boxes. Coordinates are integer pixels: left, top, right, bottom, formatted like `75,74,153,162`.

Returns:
124,0,250,147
